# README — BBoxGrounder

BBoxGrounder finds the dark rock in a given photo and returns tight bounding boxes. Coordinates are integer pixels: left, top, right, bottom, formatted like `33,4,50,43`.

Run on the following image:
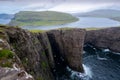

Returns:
0,26,34,80
47,29,85,72
85,27,120,53
5,27,54,80
0,26,86,80
36,33,55,69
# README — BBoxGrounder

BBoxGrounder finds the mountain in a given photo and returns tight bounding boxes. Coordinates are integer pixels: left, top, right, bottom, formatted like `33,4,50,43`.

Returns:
9,11,78,26
73,9,120,21
0,13,14,19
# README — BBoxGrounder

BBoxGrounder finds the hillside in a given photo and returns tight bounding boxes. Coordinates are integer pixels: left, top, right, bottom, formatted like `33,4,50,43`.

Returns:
0,14,13,19
73,9,120,21
9,11,78,26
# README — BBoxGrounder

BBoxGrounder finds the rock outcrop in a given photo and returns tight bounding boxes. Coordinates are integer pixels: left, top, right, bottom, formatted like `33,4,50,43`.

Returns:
47,29,85,72
0,26,34,80
0,67,33,80
5,27,54,80
85,27,120,53
0,26,86,80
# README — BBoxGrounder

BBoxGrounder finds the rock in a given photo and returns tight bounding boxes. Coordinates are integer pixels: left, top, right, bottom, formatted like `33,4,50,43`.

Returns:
0,67,34,80
85,27,120,53
36,33,55,69
0,26,34,80
0,26,86,80
47,29,85,72
5,27,54,80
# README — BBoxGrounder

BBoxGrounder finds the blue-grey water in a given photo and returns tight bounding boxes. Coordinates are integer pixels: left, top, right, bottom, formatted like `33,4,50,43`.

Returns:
57,45,120,80
0,19,11,25
22,17,120,30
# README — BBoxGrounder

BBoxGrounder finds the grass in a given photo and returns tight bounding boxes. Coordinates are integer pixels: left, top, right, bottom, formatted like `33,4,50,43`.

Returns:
29,30,46,33
0,49,14,59
9,11,78,26
85,27,103,31
0,49,14,67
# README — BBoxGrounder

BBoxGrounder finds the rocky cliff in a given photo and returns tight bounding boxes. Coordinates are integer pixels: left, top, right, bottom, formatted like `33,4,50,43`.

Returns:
85,27,120,53
0,26,85,80
0,26,34,80
1,25,120,80
47,29,85,73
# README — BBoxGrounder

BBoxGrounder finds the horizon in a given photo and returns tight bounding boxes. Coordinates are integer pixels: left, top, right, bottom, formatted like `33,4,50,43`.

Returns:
0,0,120,14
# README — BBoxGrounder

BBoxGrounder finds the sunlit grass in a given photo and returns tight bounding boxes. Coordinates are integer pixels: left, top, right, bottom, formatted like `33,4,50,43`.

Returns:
29,30,46,33
9,11,78,26
85,27,103,31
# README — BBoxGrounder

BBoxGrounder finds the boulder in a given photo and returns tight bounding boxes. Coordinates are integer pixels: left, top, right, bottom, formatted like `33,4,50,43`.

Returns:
0,67,34,80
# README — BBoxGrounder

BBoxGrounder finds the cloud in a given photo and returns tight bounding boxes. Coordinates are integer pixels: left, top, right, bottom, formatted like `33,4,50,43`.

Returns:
1,0,120,3
49,3,114,13
0,0,120,14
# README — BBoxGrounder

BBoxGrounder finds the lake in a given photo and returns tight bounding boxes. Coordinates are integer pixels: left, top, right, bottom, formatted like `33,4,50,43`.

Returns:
0,19,11,25
22,17,120,30
1,17,120,30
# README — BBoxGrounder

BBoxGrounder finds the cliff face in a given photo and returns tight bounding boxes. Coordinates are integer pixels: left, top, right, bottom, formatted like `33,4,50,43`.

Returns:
47,29,85,72
0,26,34,80
0,26,85,80
1,25,120,80
5,27,54,80
85,27,120,53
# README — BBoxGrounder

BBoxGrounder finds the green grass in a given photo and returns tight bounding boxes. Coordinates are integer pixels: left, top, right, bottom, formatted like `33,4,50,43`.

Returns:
0,49,14,67
0,49,14,59
29,30,46,33
85,27,102,31
9,11,78,26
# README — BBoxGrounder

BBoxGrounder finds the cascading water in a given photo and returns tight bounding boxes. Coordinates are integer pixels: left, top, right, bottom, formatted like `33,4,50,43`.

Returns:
56,44,120,80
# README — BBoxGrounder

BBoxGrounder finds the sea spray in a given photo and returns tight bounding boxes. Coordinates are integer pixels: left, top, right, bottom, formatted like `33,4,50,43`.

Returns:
67,64,92,80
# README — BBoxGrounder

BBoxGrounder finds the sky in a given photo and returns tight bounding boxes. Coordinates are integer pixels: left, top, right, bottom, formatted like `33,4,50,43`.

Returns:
0,0,120,14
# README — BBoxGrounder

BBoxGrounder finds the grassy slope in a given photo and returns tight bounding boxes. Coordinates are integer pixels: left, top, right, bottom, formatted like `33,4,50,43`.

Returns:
9,11,78,26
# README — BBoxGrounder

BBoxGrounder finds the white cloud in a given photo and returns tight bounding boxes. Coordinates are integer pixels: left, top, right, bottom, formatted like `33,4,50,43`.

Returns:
49,3,114,13
0,0,120,14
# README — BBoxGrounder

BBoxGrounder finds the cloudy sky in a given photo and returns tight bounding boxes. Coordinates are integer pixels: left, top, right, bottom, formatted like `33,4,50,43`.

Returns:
0,0,120,14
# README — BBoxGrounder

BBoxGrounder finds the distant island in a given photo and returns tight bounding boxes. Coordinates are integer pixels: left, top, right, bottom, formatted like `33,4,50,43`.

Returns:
9,11,78,26
0,13,13,19
73,9,120,22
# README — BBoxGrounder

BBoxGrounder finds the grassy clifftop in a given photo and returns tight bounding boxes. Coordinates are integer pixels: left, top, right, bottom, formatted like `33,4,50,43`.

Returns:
9,11,78,26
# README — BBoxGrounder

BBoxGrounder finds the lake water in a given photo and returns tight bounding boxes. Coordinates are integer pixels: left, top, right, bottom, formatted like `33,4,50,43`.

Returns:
0,19,11,25
22,17,120,30
1,17,120,30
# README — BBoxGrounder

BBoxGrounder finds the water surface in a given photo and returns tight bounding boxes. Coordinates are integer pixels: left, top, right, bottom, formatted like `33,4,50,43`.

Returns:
22,17,120,30
0,19,11,25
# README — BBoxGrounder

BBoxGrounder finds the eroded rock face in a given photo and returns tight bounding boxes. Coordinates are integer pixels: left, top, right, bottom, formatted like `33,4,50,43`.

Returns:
0,26,34,80
5,27,54,80
47,29,86,72
0,26,86,80
85,27,120,53
36,33,55,69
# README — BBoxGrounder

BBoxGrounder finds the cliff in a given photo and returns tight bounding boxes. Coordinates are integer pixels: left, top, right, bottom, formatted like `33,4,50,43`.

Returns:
0,26,34,80
0,26,85,80
85,27,120,53
1,25,120,80
47,29,85,72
